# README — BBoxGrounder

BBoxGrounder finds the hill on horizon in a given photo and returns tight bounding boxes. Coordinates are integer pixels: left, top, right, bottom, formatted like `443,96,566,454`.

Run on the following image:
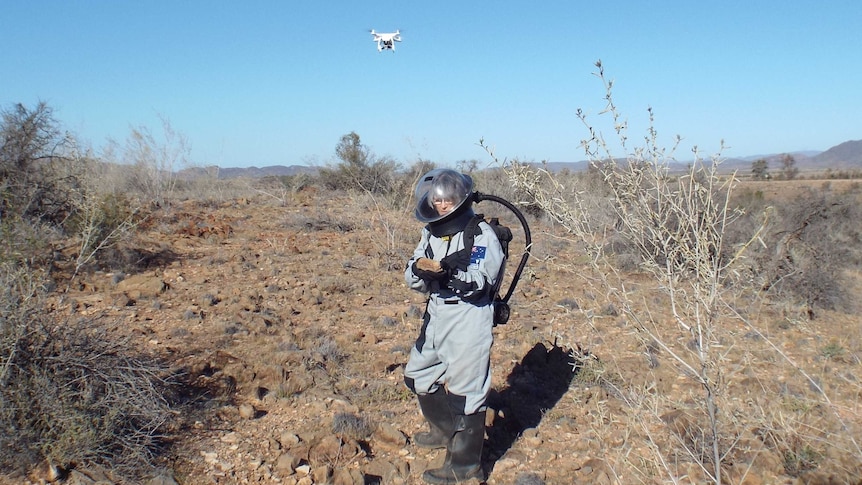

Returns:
191,139,862,179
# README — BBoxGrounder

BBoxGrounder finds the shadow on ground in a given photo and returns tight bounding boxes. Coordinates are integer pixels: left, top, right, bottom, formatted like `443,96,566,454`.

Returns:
484,341,579,477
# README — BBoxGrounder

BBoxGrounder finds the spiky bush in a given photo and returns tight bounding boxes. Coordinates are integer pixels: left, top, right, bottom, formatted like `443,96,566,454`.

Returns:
0,264,175,479
484,61,861,484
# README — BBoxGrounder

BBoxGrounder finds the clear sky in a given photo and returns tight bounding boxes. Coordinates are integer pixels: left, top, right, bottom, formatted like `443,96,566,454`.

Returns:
3,1,860,168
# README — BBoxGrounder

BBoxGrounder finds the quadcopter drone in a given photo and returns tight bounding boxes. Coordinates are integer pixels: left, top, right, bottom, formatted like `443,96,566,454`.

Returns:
370,29,401,52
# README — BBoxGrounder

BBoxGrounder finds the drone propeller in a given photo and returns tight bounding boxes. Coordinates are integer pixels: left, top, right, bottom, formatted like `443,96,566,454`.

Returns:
368,28,404,34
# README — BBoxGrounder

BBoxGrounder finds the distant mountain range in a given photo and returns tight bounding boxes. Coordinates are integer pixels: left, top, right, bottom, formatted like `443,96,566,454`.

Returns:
183,139,862,179
719,139,862,173
178,164,318,180
543,139,862,174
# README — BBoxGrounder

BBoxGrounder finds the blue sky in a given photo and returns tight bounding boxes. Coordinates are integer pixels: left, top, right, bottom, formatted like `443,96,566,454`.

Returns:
3,1,860,168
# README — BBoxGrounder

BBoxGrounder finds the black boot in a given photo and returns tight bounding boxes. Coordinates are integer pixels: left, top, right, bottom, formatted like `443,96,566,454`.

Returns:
422,412,485,484
414,388,455,449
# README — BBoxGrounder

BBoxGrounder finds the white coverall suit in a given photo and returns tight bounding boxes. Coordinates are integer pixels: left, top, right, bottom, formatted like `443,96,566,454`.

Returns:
403,218,505,415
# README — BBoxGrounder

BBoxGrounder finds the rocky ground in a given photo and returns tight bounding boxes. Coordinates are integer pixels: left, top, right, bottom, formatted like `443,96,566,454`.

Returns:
8,184,862,484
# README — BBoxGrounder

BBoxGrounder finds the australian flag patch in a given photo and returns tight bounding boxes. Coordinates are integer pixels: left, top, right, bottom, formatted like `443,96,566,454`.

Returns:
470,246,487,267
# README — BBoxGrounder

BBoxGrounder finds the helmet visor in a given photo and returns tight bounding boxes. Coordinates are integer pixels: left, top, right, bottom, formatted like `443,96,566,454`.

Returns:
414,169,473,223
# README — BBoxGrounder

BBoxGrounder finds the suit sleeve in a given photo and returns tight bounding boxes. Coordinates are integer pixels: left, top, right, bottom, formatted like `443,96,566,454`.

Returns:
404,228,432,293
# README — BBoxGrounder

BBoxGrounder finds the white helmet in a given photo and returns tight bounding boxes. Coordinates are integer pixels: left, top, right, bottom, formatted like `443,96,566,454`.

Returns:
413,169,474,223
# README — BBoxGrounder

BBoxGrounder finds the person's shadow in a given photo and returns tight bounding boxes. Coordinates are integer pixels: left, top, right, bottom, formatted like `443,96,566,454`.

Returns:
483,340,579,477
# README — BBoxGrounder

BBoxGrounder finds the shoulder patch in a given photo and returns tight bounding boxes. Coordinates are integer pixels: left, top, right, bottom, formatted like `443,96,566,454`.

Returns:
470,246,487,266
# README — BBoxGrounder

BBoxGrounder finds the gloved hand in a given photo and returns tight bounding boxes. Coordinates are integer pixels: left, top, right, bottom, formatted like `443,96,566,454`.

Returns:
412,258,448,281
439,247,472,274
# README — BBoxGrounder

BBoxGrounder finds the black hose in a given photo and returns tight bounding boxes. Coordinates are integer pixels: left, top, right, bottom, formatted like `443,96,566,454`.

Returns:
472,191,532,303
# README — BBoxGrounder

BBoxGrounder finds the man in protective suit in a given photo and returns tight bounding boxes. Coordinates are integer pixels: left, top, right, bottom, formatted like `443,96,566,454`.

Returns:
404,169,505,484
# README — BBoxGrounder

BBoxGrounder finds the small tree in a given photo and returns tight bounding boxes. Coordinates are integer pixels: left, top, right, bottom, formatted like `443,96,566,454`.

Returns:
455,158,479,174
335,131,370,169
751,158,769,180
318,131,401,195
780,153,799,180
0,102,80,224
484,61,765,484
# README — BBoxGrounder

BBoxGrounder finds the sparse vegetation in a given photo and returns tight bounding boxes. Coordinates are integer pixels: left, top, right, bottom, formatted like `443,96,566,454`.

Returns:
0,102,179,481
484,61,862,483
105,116,189,207
2,83,861,483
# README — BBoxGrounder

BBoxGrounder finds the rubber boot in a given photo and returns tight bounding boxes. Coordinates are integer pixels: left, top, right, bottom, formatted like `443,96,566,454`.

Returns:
422,413,485,484
414,388,455,449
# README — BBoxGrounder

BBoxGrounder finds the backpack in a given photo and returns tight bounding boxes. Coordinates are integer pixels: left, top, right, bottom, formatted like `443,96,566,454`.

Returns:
463,214,514,326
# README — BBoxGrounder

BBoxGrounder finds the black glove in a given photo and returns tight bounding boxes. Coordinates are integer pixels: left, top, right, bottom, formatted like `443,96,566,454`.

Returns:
440,247,472,274
412,259,448,282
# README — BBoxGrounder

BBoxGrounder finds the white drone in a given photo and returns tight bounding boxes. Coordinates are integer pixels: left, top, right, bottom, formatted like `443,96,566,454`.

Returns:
370,29,402,52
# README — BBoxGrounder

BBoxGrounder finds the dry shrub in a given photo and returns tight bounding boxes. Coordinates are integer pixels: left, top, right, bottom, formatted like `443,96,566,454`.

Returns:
331,412,376,440
755,424,823,477
483,61,862,484
282,207,358,233
0,103,206,481
471,165,543,217
235,174,316,208
103,117,189,206
0,265,175,480
64,191,148,276
0,102,83,226
750,188,862,315
0,217,62,269
1,102,159,282
350,190,416,271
